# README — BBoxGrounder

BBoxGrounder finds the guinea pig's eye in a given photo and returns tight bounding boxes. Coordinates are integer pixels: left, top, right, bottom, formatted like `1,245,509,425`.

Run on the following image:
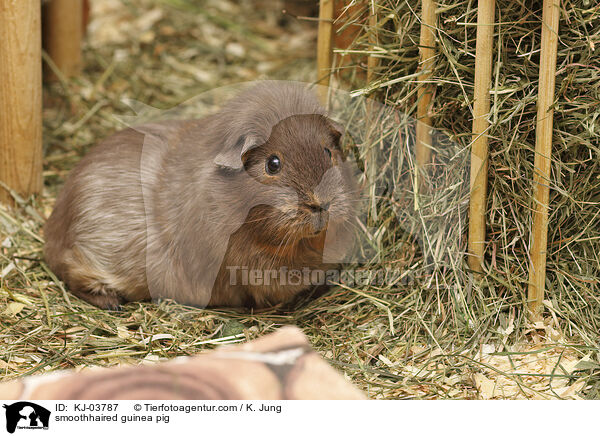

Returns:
324,147,332,159
266,155,282,175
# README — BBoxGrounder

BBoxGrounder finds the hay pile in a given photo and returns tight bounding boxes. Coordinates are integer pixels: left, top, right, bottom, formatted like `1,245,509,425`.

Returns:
331,0,600,397
0,0,598,399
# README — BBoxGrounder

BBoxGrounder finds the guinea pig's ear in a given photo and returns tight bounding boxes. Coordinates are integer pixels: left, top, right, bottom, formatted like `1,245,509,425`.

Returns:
214,136,261,171
328,119,345,141
327,119,348,159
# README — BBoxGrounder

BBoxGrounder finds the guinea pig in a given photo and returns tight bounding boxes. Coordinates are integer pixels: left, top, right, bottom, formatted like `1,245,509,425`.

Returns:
44,82,357,310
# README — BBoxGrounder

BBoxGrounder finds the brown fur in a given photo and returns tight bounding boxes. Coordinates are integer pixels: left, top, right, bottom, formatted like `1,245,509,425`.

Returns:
44,82,356,309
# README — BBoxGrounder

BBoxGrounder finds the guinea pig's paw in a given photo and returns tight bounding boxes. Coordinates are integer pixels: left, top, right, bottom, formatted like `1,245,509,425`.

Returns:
71,288,126,311
97,294,127,311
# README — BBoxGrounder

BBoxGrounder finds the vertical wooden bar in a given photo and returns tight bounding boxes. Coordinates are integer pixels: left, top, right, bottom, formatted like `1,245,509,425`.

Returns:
528,0,560,317
317,0,334,103
0,0,43,205
43,0,83,79
467,0,496,273
415,0,436,169
366,6,379,85
366,4,379,220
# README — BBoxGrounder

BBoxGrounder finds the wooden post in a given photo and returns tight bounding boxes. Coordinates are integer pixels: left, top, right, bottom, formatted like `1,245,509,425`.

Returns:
467,0,496,273
317,0,334,103
415,0,436,170
0,0,43,205
43,0,83,79
528,0,560,317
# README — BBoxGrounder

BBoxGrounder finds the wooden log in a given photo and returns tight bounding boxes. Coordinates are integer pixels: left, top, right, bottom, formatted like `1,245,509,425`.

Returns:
528,0,561,317
467,0,496,273
43,0,83,79
0,0,43,205
415,0,436,171
317,0,334,103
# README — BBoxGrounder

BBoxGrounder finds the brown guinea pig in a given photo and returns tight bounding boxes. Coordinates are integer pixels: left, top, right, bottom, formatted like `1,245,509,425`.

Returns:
44,82,357,310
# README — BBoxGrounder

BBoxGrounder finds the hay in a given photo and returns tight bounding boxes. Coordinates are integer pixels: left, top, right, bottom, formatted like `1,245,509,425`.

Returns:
330,0,600,397
0,0,598,399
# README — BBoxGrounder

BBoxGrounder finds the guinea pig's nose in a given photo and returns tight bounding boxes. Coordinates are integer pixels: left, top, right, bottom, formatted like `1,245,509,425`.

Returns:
307,201,330,213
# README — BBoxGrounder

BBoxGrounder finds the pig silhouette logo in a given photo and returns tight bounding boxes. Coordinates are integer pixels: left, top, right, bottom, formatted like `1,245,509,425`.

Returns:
2,402,50,433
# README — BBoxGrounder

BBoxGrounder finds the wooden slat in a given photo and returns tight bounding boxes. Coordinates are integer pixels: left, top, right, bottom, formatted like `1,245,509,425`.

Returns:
528,0,561,317
366,4,379,221
0,0,43,205
43,0,83,79
415,0,436,170
366,4,379,85
317,0,334,103
467,0,496,273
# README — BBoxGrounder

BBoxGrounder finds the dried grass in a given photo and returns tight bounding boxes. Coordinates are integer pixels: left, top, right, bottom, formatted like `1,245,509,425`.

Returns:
329,0,600,398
